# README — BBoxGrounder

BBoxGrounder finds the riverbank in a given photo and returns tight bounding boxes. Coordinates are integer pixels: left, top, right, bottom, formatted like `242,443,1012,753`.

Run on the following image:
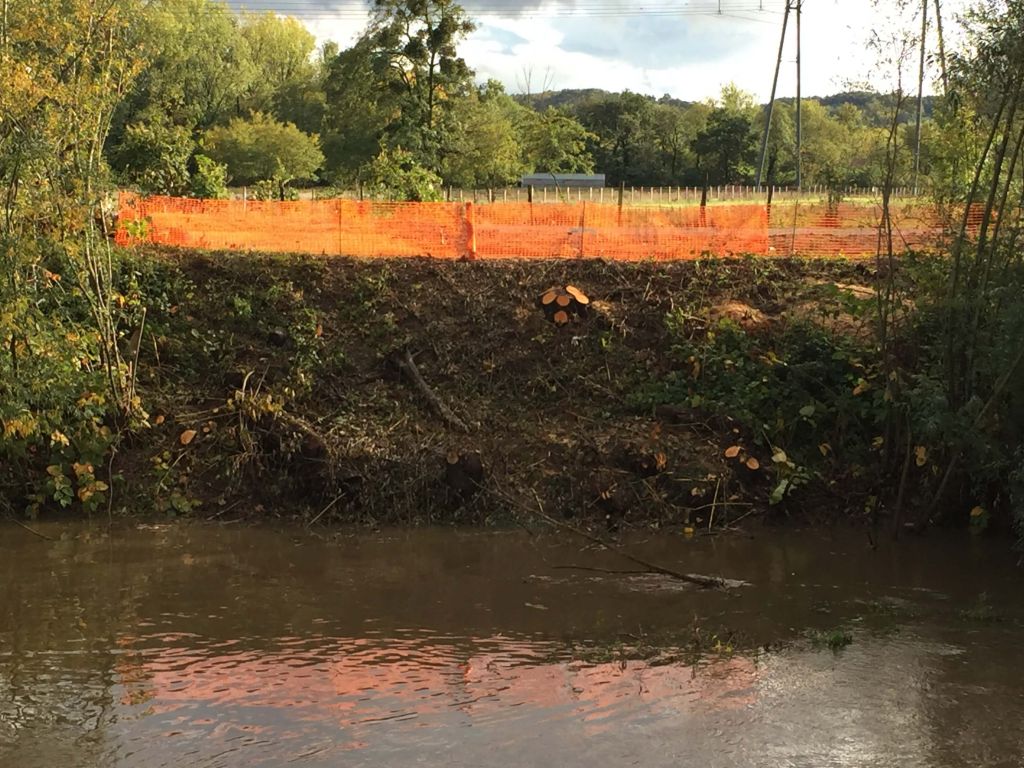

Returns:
2,247,1019,534
88,250,881,527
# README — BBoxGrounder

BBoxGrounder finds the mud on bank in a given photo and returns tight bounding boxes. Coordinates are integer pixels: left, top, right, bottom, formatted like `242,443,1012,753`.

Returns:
105,248,892,529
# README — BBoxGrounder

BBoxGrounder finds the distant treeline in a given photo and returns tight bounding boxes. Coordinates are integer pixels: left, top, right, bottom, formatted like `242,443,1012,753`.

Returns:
106,0,942,200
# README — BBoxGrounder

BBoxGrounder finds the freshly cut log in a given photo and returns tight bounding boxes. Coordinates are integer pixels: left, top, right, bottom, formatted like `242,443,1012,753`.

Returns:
538,284,591,325
565,285,590,305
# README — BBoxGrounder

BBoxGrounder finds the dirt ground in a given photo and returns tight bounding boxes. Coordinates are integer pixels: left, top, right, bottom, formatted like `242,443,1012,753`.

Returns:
128,248,874,529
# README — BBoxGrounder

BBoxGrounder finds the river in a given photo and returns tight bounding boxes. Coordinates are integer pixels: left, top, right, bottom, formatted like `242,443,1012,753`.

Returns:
1,523,1022,767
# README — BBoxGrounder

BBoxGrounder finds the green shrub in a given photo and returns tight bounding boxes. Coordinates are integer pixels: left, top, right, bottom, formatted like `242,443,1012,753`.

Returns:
190,154,229,199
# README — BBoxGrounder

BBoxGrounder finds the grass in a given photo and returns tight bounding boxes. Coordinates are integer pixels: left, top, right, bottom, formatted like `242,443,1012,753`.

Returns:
808,628,854,652
958,593,1003,623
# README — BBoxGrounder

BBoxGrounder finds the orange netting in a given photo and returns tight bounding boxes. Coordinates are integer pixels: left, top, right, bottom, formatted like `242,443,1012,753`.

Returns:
115,194,973,260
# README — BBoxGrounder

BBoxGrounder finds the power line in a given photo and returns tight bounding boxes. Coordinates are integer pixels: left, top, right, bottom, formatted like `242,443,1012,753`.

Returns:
225,0,786,20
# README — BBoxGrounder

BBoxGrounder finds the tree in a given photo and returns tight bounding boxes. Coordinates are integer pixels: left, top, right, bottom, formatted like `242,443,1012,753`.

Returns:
118,0,254,131
361,0,476,169
1,0,148,511
204,113,324,199
571,92,662,184
321,38,392,184
440,81,527,187
653,102,709,184
691,109,756,185
238,12,320,125
522,108,596,175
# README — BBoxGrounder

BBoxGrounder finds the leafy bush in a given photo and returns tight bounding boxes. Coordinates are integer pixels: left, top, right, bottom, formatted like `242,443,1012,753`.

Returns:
635,289,885,507
189,154,229,199
112,118,195,195
362,146,442,202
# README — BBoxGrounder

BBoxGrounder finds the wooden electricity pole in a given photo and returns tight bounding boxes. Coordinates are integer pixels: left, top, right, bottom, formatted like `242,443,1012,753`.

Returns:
934,0,948,94
795,0,803,191
914,0,928,194
756,0,793,188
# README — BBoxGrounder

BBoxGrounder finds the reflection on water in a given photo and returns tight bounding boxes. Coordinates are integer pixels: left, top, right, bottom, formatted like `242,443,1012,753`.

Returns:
0,524,1022,767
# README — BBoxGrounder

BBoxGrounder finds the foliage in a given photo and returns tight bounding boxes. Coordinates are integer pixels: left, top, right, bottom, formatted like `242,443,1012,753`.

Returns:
362,0,476,170
809,628,854,651
363,146,443,201
1,0,149,515
637,285,883,509
112,117,195,195
189,154,229,199
521,107,596,175
204,113,324,199
440,81,528,187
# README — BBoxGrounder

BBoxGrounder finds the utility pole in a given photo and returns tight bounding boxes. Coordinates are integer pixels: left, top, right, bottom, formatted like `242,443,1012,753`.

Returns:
914,0,928,194
934,0,948,94
756,0,792,188
795,0,803,191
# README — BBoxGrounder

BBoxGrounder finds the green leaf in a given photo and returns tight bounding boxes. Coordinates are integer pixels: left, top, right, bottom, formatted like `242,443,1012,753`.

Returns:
770,479,790,505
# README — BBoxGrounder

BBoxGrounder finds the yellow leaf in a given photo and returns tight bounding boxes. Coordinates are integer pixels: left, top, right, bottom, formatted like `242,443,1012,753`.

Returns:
179,429,198,446
724,445,742,459
970,506,986,518
853,379,870,396
51,430,70,447
915,446,927,467
819,443,832,457
772,450,789,464
72,462,93,478
683,526,695,537
872,436,885,450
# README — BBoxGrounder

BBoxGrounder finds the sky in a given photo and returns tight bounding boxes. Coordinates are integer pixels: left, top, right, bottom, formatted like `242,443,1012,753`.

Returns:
233,0,969,102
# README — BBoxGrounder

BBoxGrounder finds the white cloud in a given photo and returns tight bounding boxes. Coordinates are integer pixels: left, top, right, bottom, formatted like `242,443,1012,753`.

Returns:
301,0,967,101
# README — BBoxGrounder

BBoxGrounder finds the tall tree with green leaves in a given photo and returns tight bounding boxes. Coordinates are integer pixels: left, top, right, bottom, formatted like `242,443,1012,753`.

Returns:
363,0,476,168
440,81,528,187
321,37,392,184
521,108,596,175
692,109,756,185
239,12,320,125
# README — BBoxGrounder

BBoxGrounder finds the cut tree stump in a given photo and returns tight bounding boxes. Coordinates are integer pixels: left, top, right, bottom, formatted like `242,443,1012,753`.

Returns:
444,450,485,499
537,285,591,325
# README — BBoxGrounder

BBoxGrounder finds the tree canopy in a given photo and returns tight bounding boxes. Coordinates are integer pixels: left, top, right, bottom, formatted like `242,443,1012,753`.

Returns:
90,0,947,196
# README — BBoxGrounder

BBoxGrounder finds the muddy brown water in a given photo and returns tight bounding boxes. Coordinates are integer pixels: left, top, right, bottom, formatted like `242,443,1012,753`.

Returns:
1,523,1022,768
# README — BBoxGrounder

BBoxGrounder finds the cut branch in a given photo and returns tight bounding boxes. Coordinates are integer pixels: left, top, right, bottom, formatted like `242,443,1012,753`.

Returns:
395,348,469,432
514,489,744,590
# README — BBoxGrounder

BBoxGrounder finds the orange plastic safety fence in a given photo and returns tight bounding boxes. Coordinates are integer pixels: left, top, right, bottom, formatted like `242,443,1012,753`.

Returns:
116,194,970,261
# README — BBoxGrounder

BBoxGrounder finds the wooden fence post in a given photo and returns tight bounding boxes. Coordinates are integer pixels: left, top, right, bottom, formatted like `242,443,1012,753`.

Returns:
465,201,477,260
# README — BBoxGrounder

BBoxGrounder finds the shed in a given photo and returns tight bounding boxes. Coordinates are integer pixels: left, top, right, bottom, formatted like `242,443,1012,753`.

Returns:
521,173,606,189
